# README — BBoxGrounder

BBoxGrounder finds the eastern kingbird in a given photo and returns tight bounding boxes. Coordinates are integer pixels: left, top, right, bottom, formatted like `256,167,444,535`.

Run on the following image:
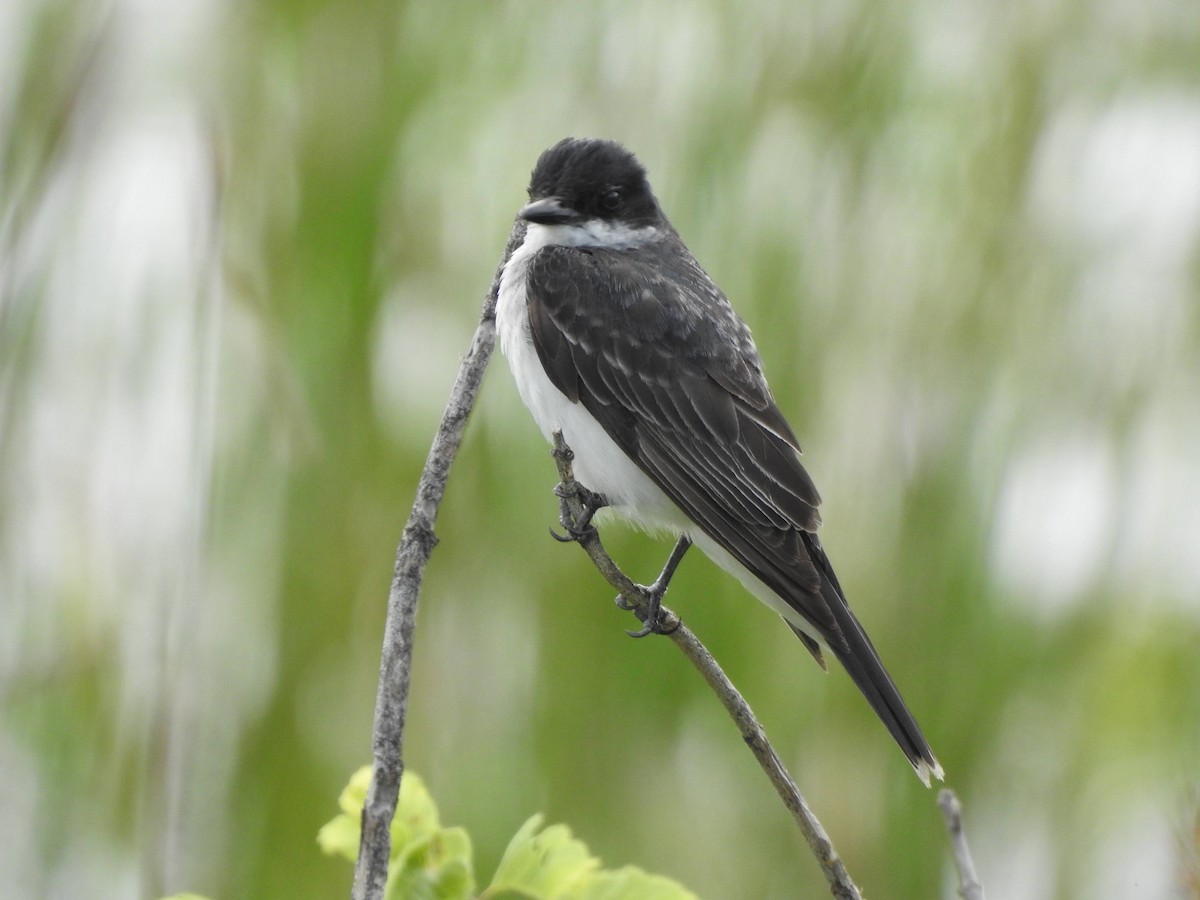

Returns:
497,137,942,785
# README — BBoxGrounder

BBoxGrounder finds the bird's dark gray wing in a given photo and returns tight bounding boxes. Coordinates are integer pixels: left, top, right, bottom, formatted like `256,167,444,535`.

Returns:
525,238,834,633
525,238,942,781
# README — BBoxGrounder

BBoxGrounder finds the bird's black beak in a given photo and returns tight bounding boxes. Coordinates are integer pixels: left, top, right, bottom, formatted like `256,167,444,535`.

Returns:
518,196,584,226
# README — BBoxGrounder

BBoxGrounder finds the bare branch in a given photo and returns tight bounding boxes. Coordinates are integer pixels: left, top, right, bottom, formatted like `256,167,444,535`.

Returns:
938,789,986,900
351,222,526,900
551,432,863,900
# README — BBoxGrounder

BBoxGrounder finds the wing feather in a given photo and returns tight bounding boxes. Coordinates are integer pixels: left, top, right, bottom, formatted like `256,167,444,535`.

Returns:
525,239,831,634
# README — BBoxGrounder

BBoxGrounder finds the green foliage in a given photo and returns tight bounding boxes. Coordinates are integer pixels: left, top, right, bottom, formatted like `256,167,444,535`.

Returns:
484,814,697,900
319,767,696,900
319,766,475,899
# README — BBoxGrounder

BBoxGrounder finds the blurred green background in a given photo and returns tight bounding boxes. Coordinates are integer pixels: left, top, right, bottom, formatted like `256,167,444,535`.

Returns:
2,1,1199,898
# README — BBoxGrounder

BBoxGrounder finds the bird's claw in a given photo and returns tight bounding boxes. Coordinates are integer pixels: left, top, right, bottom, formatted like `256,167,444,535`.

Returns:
614,585,677,638
552,483,606,542
548,525,581,542
613,535,691,637
626,615,674,638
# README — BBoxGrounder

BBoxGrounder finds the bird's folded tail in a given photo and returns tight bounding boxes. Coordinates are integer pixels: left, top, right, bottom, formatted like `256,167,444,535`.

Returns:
800,534,943,786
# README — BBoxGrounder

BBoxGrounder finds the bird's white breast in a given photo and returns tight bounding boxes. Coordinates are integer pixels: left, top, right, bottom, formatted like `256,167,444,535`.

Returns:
496,224,687,533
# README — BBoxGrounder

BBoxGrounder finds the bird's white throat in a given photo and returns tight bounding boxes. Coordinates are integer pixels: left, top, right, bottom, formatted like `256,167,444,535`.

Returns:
496,220,685,532
524,218,661,252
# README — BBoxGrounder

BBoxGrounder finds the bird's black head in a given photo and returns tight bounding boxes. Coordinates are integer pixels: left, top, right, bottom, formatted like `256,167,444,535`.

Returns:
521,137,663,229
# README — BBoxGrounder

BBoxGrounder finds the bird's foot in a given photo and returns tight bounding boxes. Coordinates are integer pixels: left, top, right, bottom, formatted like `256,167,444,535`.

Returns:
616,589,676,638
549,483,607,542
615,536,691,637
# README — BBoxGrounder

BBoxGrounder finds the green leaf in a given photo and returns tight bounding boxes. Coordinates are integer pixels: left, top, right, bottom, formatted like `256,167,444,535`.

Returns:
317,765,371,861
564,867,699,900
339,765,374,815
318,766,474,899
388,772,474,898
487,815,598,896
316,810,362,862
385,831,474,899
485,816,698,900
391,768,443,847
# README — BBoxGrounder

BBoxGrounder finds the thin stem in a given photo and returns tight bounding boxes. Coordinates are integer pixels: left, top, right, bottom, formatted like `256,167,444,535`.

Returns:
938,789,986,900
351,222,526,900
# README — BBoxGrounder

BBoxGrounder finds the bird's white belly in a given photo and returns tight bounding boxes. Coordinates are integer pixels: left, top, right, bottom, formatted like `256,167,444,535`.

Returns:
497,237,687,533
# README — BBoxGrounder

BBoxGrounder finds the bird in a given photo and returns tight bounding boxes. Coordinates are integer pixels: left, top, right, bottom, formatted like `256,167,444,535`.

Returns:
495,136,942,785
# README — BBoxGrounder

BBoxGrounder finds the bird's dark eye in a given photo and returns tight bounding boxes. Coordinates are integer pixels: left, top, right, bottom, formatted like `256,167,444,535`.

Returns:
601,189,621,211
